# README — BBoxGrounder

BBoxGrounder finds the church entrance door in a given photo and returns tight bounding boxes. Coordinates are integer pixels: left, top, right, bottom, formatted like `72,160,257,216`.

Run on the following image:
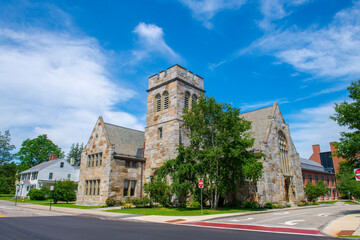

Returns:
284,177,290,202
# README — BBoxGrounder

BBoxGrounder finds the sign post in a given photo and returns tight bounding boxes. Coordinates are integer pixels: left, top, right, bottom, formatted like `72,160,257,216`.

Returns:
15,185,19,206
49,186,54,210
198,178,204,215
354,169,360,181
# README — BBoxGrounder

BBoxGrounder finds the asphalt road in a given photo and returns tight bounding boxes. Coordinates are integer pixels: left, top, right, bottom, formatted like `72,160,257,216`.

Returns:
0,214,333,240
206,202,360,230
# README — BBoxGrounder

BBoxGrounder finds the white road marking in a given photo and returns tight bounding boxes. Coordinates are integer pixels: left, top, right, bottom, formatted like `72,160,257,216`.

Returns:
228,218,254,222
272,211,289,215
254,212,305,224
282,220,305,226
317,213,329,217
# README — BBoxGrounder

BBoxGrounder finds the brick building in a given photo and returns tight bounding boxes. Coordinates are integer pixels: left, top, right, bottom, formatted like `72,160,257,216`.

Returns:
301,158,338,201
310,143,345,174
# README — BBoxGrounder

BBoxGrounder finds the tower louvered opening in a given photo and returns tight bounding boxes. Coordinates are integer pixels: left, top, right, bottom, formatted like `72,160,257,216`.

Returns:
185,91,190,109
155,94,161,112
163,91,169,109
192,94,197,104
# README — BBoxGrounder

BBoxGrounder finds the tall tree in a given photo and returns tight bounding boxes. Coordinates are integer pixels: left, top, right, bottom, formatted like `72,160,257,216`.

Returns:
66,143,84,166
0,162,18,194
182,96,263,209
330,79,360,166
15,134,64,171
0,130,16,167
336,161,360,199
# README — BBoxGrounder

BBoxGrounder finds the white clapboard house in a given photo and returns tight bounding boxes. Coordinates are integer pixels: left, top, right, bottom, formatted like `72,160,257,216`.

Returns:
18,155,80,198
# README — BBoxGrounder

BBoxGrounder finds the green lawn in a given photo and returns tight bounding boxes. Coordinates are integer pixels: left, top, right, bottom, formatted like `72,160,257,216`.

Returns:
105,207,265,216
0,194,14,201
1,197,102,209
345,201,360,205
318,201,338,204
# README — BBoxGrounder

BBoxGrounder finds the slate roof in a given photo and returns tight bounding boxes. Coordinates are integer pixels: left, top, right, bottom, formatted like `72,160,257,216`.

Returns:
104,122,145,158
240,105,274,149
21,159,65,174
300,158,326,173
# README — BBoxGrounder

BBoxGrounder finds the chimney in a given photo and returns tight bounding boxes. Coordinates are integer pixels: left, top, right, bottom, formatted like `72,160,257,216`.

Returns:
309,144,321,165
49,154,57,161
70,157,75,166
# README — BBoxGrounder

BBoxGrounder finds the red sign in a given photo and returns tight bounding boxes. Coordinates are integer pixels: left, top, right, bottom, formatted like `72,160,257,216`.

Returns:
354,169,360,181
198,178,204,188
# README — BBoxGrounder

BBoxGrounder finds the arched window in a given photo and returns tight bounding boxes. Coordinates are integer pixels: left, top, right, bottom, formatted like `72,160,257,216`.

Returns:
278,131,290,176
163,91,169,110
184,91,190,109
191,94,197,105
155,94,161,112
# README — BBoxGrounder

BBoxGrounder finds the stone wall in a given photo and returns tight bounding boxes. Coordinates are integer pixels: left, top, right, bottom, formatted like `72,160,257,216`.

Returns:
109,159,144,202
256,106,305,204
76,117,112,206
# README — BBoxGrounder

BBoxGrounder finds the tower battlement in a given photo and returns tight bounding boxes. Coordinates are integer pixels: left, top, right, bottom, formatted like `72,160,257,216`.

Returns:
148,64,204,91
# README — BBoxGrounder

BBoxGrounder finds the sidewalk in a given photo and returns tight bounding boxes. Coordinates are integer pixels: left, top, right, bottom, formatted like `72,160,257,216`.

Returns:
322,213,360,237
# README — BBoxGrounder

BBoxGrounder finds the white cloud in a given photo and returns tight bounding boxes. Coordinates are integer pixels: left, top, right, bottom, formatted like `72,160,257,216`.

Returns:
240,98,288,112
128,22,181,65
246,1,360,80
286,103,347,158
179,0,246,29
0,28,144,153
258,0,312,30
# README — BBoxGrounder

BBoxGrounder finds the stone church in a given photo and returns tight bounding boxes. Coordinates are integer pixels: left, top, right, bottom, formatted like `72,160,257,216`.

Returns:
76,64,305,205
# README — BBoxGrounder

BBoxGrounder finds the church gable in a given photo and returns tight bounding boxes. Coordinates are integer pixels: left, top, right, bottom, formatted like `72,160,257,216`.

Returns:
84,116,111,155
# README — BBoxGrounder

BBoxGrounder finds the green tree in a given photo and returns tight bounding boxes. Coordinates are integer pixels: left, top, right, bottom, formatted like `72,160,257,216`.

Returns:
182,96,263,209
0,162,18,193
157,145,198,204
15,134,64,172
304,180,329,202
66,143,84,166
144,176,172,206
52,181,77,203
0,130,16,167
336,161,360,199
330,80,360,166
0,176,10,194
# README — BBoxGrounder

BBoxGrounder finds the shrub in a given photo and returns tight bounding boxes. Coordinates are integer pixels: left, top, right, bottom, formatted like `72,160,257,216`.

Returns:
131,198,143,207
305,180,329,203
27,189,46,200
52,181,77,203
278,203,285,208
287,204,291,208
189,201,200,208
179,202,187,208
144,176,172,206
115,200,123,206
142,197,151,206
272,204,278,208
264,202,273,209
106,197,115,206
244,201,258,209
228,200,243,208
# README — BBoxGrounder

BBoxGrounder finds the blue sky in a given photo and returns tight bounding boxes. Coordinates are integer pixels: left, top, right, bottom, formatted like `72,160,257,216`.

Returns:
1,0,358,158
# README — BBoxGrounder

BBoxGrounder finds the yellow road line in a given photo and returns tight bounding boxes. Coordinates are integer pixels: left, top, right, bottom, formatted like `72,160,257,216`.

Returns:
0,215,6,217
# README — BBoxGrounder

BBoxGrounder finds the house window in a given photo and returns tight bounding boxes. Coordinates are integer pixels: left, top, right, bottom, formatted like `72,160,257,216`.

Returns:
85,180,100,196
125,161,131,168
315,176,318,183
49,172,53,180
158,127,163,139
60,162,64,168
155,94,161,112
163,91,169,109
85,181,88,195
67,174,71,179
27,186,29,191
88,153,103,168
278,131,290,176
184,91,190,109
123,180,130,197
89,180,92,195
123,180,136,197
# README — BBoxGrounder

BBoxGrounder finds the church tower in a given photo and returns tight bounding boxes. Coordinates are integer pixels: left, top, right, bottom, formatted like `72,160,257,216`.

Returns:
144,65,205,182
